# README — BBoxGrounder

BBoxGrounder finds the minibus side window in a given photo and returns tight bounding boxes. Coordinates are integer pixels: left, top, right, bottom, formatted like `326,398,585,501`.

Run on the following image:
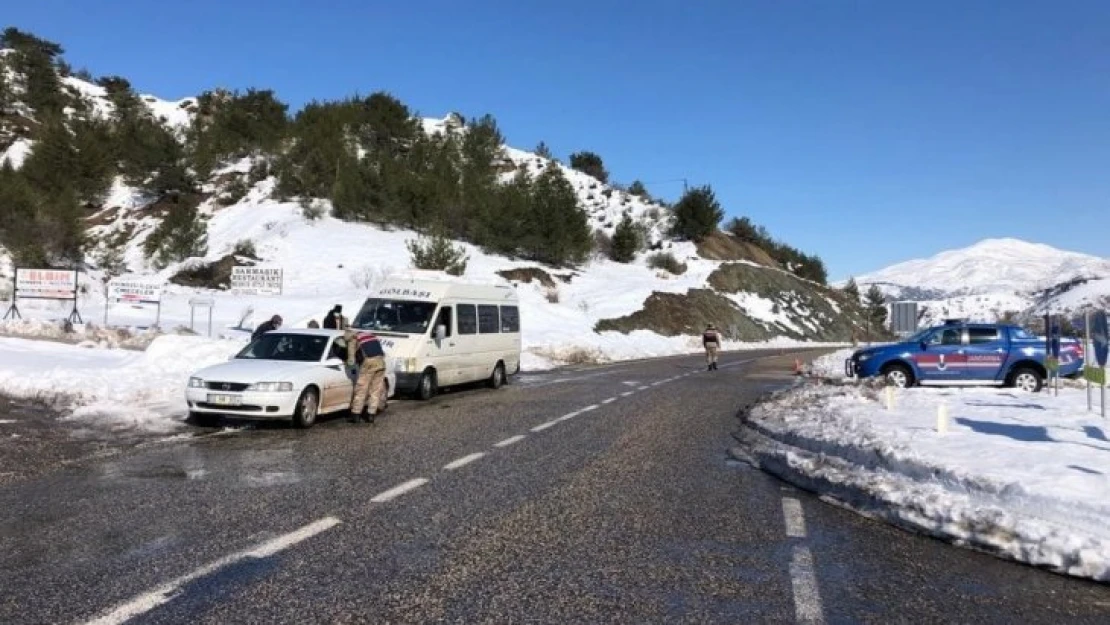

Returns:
458,304,477,335
500,306,520,332
478,305,500,334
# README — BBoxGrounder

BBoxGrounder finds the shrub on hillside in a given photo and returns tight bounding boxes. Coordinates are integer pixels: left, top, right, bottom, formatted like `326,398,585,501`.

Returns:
647,252,686,275
568,151,609,183
609,214,640,263
406,231,469,276
143,199,208,269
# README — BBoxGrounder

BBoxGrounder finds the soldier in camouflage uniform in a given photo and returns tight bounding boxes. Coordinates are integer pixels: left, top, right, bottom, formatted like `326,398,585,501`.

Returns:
702,324,721,371
345,328,387,423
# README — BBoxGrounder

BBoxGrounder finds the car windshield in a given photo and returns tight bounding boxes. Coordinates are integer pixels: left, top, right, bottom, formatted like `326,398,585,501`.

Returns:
903,328,932,344
1012,327,1036,340
353,298,437,334
236,333,329,362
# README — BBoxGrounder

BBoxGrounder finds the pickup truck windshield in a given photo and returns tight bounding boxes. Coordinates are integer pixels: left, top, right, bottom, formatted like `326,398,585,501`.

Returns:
1011,327,1036,340
353,298,438,334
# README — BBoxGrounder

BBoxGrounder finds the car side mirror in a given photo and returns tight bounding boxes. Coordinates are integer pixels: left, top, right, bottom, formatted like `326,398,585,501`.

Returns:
435,325,446,341
323,357,345,369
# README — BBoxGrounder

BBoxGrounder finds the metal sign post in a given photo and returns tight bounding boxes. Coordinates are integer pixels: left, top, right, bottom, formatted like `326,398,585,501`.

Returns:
1093,310,1108,419
1086,311,1092,411
189,297,215,337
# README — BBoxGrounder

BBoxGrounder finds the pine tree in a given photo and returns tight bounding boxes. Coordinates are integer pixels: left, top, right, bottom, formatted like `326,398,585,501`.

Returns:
39,185,84,263
524,165,591,266
609,213,640,263
864,285,888,327
0,164,46,266
455,114,504,238
670,185,724,242
477,168,530,256
1,28,65,116
842,278,860,302
71,118,115,203
568,151,608,183
20,120,79,198
143,197,208,268
534,141,553,159
330,151,375,222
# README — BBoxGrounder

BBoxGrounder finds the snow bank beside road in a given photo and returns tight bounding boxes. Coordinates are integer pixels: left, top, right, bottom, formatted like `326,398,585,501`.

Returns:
740,382,1110,581
0,335,242,433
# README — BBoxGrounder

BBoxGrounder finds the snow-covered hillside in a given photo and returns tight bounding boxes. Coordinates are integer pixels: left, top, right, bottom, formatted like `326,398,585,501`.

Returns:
845,238,1110,326
0,58,861,367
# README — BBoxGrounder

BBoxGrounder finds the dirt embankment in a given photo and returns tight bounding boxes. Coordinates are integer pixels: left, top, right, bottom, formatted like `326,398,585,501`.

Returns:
595,263,868,342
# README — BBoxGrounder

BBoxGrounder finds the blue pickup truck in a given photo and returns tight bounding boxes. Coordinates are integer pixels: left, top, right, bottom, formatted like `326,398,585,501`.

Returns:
846,321,1084,392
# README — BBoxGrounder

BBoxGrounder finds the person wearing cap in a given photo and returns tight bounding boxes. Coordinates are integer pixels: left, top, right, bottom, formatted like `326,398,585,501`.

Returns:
345,327,388,423
702,323,721,371
251,314,283,341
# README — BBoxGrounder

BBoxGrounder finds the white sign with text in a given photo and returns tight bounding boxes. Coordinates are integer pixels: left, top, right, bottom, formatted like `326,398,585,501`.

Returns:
15,268,78,300
231,266,283,295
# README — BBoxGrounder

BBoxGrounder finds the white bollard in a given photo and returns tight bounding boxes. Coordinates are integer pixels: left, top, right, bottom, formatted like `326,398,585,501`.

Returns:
885,386,895,410
936,403,949,435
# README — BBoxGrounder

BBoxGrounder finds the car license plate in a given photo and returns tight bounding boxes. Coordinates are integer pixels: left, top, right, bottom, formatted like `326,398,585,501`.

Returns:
207,393,242,406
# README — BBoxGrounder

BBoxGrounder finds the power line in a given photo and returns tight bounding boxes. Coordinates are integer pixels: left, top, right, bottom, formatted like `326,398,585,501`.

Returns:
640,178,688,193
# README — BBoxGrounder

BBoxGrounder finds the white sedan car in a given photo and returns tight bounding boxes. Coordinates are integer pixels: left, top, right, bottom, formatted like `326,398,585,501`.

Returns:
185,328,396,428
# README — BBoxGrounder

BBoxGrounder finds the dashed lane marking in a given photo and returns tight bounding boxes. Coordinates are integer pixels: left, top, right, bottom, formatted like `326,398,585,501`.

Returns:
494,435,526,447
782,497,807,538
790,545,825,624
84,517,341,625
531,420,559,432
443,452,486,471
371,478,429,503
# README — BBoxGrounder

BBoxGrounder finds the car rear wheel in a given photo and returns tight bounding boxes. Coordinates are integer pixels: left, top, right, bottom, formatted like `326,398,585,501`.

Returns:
881,363,914,388
1011,367,1043,393
292,388,319,429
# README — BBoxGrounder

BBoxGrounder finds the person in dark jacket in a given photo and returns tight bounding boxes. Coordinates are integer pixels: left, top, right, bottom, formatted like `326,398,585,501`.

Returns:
345,328,387,423
323,305,347,330
702,323,721,371
251,315,283,341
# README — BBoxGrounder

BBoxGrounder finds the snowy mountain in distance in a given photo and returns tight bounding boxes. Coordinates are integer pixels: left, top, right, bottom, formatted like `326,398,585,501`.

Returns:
851,238,1110,300
846,238,1110,326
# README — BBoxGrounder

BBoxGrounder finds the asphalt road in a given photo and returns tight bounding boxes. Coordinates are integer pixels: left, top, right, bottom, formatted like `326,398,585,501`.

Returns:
2,349,1109,624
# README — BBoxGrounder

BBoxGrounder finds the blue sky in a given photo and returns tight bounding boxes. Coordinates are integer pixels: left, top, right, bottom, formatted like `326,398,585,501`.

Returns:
6,0,1110,281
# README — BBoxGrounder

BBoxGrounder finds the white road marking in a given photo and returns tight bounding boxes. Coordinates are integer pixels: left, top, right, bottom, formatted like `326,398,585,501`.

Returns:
443,452,486,471
621,391,635,397
371,478,429,503
580,404,599,412
557,411,580,422
0,419,16,424
84,517,341,625
782,497,807,538
602,397,617,404
495,435,526,447
638,385,650,391
790,545,825,624
531,420,559,432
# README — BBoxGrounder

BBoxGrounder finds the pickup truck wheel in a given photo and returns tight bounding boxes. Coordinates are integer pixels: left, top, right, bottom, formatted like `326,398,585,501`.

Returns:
881,363,913,388
1012,368,1043,393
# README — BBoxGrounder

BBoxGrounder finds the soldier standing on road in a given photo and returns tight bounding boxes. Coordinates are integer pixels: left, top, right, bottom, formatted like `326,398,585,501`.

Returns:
345,328,388,424
703,323,721,371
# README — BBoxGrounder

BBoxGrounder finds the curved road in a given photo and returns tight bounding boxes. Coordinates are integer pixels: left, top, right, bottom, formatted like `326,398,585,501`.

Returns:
1,349,1108,624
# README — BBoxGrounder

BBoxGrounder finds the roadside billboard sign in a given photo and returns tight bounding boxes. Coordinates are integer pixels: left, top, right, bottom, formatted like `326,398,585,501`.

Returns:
231,266,283,295
108,277,163,305
890,302,918,337
15,268,78,300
